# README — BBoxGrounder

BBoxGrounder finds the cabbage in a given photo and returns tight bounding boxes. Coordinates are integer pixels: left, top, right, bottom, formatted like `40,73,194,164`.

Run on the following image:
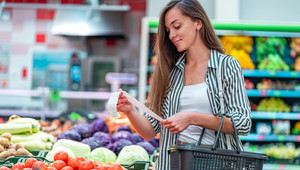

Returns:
92,132,113,146
58,130,81,141
46,146,75,161
149,138,159,148
112,131,132,142
113,139,132,155
53,139,91,157
73,123,93,138
131,133,144,144
116,125,132,133
84,147,116,163
116,145,149,165
81,137,102,150
136,141,155,154
92,118,109,133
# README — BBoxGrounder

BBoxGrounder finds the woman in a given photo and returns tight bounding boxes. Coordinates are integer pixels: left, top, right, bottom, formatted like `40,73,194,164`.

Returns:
117,0,251,169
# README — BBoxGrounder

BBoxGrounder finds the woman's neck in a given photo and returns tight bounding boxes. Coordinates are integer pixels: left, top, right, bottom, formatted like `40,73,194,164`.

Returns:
185,46,211,65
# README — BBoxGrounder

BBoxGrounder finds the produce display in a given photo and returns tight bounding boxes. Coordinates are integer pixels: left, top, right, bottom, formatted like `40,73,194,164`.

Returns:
221,35,255,69
57,118,159,156
256,97,291,112
0,133,32,159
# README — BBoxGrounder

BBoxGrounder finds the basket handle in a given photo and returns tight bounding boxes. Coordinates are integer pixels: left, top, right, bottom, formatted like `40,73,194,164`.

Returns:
196,55,242,153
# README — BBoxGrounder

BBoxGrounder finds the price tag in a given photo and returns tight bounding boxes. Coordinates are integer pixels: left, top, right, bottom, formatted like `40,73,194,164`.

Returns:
268,70,276,77
268,112,276,119
273,90,281,97
279,164,286,169
296,135,300,142
260,90,268,97
258,134,264,141
278,135,285,141
290,71,298,78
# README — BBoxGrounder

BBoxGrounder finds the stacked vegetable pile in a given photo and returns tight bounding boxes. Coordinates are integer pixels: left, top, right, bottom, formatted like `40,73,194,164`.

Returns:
221,35,255,69
256,37,290,71
0,133,32,159
1,117,55,151
57,118,159,156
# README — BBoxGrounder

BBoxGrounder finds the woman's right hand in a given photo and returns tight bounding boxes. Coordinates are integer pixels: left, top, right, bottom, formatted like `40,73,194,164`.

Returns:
116,89,136,115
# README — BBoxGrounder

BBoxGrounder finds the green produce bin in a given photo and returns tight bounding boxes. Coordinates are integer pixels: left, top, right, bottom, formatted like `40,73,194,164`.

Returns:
0,155,50,168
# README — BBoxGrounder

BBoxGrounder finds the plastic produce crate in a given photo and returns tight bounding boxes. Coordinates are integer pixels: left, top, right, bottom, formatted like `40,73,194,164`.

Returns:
30,150,49,157
121,161,150,170
0,155,50,168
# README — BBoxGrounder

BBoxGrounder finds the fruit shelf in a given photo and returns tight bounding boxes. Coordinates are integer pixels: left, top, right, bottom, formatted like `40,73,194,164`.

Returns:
263,164,300,170
251,111,300,120
239,133,300,142
246,89,300,98
243,70,300,78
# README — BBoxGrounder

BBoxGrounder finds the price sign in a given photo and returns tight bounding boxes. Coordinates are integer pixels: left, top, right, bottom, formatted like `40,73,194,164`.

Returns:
278,135,285,141
273,90,281,97
105,73,137,85
260,90,268,97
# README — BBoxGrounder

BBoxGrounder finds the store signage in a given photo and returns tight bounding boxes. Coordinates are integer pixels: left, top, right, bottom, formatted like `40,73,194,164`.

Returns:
105,73,137,85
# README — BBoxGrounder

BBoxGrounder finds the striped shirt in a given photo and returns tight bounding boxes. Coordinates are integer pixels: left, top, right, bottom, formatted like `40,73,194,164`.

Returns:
144,49,252,170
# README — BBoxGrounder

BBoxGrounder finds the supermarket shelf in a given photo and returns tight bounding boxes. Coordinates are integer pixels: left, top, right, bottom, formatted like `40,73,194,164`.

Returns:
0,109,61,118
251,111,300,120
246,89,300,98
0,89,111,100
263,163,300,170
243,70,300,78
239,133,300,142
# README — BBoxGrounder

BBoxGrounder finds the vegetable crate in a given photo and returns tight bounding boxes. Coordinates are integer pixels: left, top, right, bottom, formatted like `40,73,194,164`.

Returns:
0,155,50,168
121,161,150,170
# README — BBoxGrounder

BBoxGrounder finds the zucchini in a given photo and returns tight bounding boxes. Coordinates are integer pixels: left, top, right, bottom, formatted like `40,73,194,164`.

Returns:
11,134,43,143
0,123,32,135
19,141,46,151
7,118,40,133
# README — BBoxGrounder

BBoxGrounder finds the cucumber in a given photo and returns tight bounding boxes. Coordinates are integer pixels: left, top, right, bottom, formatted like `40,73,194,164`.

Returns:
7,118,40,132
0,123,32,135
19,141,46,151
11,134,43,143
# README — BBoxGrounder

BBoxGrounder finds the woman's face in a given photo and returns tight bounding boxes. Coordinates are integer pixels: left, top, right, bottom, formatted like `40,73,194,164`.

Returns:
164,7,200,52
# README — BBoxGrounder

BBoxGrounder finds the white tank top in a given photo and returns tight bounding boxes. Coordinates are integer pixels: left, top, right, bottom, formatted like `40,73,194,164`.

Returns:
178,82,215,145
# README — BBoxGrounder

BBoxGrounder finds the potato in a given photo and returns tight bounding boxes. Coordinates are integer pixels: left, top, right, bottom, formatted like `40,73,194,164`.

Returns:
16,148,32,156
0,151,10,159
0,145,4,153
0,133,12,141
15,143,24,150
0,138,9,148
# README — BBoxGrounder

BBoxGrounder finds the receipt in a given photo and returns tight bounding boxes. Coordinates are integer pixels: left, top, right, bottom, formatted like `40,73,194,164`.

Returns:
107,91,163,121
107,92,121,118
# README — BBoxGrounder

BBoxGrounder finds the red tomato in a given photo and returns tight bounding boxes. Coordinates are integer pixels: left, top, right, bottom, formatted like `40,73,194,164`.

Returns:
54,151,69,163
75,157,85,164
67,157,79,170
51,160,66,170
25,158,38,168
61,166,73,170
0,167,10,170
108,164,122,170
78,160,94,170
32,161,48,170
11,163,25,170
47,167,57,170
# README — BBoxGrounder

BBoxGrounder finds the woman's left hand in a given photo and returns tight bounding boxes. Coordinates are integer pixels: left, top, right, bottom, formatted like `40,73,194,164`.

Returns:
160,112,192,134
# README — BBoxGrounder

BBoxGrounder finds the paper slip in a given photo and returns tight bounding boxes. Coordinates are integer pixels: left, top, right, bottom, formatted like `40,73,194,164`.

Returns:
107,91,164,121
107,92,121,118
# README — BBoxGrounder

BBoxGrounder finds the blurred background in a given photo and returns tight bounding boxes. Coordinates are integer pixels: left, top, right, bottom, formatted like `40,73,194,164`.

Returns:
1,0,300,169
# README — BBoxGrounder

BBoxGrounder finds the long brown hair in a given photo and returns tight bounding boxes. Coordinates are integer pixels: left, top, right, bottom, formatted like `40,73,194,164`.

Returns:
147,0,224,117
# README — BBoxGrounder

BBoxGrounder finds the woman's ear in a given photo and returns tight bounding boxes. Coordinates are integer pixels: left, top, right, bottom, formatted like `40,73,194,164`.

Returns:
196,20,202,31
